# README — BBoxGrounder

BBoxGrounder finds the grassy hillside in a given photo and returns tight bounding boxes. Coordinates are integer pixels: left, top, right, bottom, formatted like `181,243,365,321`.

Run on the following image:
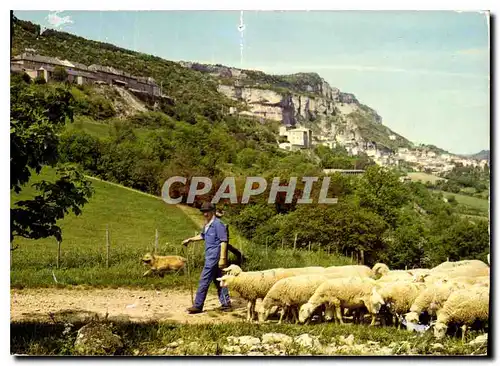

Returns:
11,166,199,288
433,190,489,215
12,16,236,123
407,172,446,184
10,167,351,288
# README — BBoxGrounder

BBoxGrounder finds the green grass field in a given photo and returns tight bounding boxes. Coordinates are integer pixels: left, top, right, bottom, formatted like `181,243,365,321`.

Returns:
67,116,151,139
10,167,350,288
407,172,446,184
434,190,490,215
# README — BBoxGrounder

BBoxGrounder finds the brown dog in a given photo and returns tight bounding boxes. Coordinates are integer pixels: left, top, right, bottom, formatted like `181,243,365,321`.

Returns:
141,253,187,277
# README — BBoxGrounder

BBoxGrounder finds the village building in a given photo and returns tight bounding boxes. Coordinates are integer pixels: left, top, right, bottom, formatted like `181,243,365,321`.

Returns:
11,52,161,97
278,126,313,150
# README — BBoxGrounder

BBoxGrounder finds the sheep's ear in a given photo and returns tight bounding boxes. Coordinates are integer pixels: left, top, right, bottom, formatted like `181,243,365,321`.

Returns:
408,271,413,276
216,277,222,281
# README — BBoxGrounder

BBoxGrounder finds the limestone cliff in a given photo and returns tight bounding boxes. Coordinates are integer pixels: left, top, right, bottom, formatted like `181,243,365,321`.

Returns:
179,61,410,152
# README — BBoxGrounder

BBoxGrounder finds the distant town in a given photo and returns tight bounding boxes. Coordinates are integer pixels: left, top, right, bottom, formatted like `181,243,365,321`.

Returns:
278,124,488,176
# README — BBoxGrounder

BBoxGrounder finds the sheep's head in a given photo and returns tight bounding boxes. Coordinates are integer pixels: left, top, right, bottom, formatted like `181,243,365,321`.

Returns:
216,275,234,288
298,303,316,324
372,263,390,279
412,273,429,283
255,301,272,323
366,287,385,314
433,321,448,339
222,264,242,276
141,253,155,265
324,305,335,321
404,312,419,327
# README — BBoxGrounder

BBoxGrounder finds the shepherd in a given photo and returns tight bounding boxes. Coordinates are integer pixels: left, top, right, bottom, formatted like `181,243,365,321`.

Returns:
182,201,231,314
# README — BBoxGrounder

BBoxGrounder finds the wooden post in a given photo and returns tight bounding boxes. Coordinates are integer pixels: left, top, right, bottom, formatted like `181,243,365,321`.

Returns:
351,252,353,263
293,233,298,251
106,225,110,268
360,250,364,265
405,265,408,270
155,229,159,254
194,231,199,261
56,240,62,269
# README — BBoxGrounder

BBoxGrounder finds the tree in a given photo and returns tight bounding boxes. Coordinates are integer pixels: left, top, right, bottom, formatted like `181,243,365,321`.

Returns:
52,66,68,82
10,78,93,244
356,165,410,227
435,219,490,264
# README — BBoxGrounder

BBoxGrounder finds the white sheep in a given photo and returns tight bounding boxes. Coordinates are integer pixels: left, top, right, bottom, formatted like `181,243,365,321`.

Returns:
324,265,374,278
424,266,490,285
377,281,426,329
446,275,490,287
218,269,283,321
404,280,467,328
298,276,384,325
256,274,334,324
222,264,282,277
372,263,425,283
430,259,489,274
433,286,490,341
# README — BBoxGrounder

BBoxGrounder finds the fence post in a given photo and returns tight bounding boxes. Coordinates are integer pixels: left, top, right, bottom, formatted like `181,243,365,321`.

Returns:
360,250,364,265
57,240,62,269
195,231,200,260
293,233,298,251
155,229,159,254
106,224,110,268
351,252,353,263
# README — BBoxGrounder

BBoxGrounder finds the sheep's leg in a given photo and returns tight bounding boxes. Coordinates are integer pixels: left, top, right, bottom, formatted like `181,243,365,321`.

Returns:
250,301,256,322
246,301,252,322
278,306,287,324
293,307,299,324
369,313,377,326
396,314,402,330
461,325,468,343
334,301,344,324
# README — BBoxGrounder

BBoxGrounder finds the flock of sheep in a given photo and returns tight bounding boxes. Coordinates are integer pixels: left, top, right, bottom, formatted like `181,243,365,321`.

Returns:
217,258,490,341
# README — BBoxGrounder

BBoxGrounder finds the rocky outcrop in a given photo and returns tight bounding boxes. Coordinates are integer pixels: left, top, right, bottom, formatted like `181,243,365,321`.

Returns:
217,84,348,127
74,322,123,355
181,61,405,153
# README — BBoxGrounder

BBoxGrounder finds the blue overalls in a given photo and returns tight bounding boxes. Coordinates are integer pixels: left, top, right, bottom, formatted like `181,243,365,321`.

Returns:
193,217,231,310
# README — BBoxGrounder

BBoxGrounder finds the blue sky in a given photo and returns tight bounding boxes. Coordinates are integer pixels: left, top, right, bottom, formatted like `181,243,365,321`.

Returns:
14,10,490,155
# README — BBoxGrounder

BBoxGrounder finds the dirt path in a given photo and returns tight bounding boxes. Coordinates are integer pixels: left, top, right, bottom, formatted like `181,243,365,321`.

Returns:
10,287,247,324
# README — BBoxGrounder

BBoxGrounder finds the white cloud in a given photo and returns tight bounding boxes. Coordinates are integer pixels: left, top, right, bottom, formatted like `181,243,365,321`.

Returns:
46,11,73,29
